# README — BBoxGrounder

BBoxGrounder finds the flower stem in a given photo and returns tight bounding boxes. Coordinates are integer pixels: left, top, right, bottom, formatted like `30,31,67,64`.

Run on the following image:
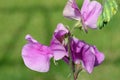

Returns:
67,26,83,80
74,64,82,79
67,33,76,80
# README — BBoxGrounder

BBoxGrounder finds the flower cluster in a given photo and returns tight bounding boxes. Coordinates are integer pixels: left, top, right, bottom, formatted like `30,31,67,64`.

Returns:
22,23,104,73
21,0,116,79
63,0,102,31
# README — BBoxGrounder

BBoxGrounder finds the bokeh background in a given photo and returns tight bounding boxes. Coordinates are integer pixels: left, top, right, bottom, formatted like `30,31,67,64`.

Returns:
0,0,120,80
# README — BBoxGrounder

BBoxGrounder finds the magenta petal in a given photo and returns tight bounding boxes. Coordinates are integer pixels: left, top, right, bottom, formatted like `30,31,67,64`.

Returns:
50,24,68,60
82,45,95,73
93,46,105,66
70,37,104,73
25,34,38,43
51,36,68,60
54,23,68,41
22,35,53,72
81,0,102,28
63,0,81,20
70,37,85,64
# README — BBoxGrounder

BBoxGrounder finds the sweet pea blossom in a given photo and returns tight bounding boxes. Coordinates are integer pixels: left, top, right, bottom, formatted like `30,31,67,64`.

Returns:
22,23,68,72
22,23,104,74
70,37,104,73
22,35,53,72
50,23,69,60
63,0,102,29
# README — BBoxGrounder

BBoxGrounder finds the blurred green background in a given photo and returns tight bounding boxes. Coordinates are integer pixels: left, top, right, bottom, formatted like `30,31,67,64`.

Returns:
0,0,120,80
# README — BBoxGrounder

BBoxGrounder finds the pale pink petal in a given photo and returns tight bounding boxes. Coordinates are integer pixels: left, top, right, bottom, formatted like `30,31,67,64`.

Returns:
81,0,90,14
82,1,102,28
63,0,81,20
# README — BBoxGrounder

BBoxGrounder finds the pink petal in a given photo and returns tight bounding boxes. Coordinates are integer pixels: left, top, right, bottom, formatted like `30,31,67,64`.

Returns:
93,46,105,66
50,36,68,60
25,34,38,43
55,23,68,34
70,37,85,63
22,35,53,72
81,0,90,14
82,45,95,73
50,23,68,60
54,23,69,42
63,0,81,20
81,0,102,28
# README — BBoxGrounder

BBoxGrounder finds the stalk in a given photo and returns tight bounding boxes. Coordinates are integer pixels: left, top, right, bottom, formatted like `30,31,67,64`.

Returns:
67,33,76,80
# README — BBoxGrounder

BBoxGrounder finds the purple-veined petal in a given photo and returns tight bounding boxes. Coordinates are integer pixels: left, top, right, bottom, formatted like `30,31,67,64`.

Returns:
50,23,68,60
70,37,104,73
82,45,95,73
22,35,53,72
93,46,105,66
54,23,68,42
63,0,102,29
63,0,81,20
50,36,68,60
81,0,102,28
70,37,85,64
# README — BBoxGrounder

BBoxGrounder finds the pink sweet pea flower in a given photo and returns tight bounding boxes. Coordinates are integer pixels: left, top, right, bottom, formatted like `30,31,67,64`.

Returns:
22,35,53,72
22,23,104,73
63,0,102,29
70,37,104,73
22,23,69,72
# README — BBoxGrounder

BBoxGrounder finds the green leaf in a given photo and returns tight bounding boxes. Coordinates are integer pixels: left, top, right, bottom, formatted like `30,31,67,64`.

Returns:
97,0,118,29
